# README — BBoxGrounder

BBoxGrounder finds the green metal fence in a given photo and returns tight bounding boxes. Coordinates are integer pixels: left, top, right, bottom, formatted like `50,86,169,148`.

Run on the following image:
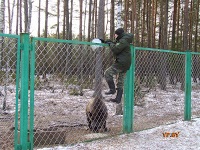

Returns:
31,36,122,148
0,33,20,150
131,47,193,132
0,33,199,150
191,52,200,119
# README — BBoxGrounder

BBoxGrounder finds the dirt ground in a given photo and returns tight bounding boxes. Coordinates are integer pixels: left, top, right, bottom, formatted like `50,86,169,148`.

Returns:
0,80,200,150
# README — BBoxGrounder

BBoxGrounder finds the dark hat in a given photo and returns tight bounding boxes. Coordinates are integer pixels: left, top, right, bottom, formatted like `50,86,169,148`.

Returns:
115,28,124,36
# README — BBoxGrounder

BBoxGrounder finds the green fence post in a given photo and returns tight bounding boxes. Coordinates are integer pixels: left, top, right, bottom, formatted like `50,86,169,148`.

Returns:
123,45,135,133
14,36,21,150
20,33,30,149
29,38,35,150
184,50,192,120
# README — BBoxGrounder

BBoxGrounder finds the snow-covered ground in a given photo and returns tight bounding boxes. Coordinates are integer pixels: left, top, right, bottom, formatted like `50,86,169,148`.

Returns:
35,81,200,150
38,117,200,150
1,78,200,150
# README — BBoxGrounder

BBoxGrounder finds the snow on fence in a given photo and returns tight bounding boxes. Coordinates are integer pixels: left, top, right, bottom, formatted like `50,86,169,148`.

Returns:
0,33,200,150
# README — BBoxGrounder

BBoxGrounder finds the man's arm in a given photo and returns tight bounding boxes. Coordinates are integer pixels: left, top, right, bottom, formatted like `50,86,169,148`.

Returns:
110,39,128,55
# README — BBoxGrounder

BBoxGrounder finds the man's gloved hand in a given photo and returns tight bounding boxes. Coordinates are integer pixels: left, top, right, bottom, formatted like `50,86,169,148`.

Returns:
99,39,105,43
105,39,113,46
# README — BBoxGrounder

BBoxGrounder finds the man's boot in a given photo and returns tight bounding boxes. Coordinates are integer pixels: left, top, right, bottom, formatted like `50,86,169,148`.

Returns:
105,80,116,95
110,88,123,104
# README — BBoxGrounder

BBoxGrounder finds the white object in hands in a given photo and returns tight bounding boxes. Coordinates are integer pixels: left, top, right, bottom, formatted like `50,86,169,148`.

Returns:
91,38,102,51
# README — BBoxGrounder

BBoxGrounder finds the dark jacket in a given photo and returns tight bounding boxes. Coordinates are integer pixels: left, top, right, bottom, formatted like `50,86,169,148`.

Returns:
110,32,133,72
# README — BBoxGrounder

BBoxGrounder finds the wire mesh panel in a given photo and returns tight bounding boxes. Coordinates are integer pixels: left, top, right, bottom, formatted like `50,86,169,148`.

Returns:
133,48,186,131
0,35,19,150
32,39,122,148
191,54,200,118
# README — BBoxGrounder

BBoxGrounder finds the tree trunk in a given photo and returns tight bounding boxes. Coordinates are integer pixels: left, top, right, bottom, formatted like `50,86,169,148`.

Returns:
65,0,69,39
63,0,66,39
171,0,178,51
159,0,168,90
116,0,122,28
44,0,48,38
19,0,22,32
141,0,146,47
110,0,114,40
16,0,19,34
183,0,189,52
0,0,5,69
131,0,136,44
181,0,189,90
152,0,157,48
91,0,97,39
188,0,193,51
83,0,87,41
69,0,73,40
158,0,164,48
42,0,48,80
7,0,11,33
77,0,83,92
79,0,83,41
104,0,109,34
176,0,180,50
192,0,200,83
147,0,152,48
124,0,128,30
37,0,41,37
57,0,60,39
27,0,32,33
163,0,168,49
93,0,105,99
0,0,5,110
87,0,92,41
169,0,178,84
7,0,17,33
135,1,141,46
194,0,199,52
24,0,28,32
91,0,95,39
0,0,5,34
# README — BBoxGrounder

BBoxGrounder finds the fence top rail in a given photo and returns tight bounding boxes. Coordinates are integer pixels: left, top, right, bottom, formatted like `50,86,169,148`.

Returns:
31,36,108,47
1,33,200,56
191,52,200,55
0,33,20,39
134,46,186,55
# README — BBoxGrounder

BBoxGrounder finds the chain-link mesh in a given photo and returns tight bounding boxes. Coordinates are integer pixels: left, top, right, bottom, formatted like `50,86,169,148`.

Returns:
0,36,18,149
134,49,186,131
191,54,200,118
32,40,120,148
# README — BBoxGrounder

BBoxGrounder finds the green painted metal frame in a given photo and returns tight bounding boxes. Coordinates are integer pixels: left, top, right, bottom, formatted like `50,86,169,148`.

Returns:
123,46,192,133
184,51,192,120
123,45,135,133
14,35,21,150
31,36,108,46
29,37,36,150
19,33,30,150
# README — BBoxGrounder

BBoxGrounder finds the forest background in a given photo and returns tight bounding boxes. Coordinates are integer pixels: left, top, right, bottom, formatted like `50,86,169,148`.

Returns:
0,0,199,52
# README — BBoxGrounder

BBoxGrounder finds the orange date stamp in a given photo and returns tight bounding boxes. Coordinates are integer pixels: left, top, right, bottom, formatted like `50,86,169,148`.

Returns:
162,132,180,137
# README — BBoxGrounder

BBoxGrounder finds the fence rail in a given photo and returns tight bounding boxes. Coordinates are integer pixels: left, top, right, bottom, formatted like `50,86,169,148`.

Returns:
0,33,199,150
